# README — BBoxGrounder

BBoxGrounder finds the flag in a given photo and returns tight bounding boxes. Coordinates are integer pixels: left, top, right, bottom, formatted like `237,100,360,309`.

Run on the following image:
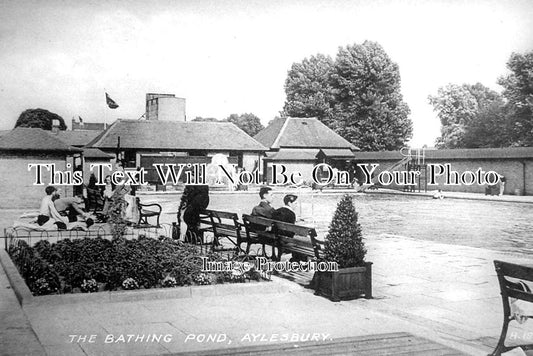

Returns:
78,116,83,123
105,92,119,109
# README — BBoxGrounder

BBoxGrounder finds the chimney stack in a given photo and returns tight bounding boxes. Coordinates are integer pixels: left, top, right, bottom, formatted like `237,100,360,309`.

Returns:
52,119,60,133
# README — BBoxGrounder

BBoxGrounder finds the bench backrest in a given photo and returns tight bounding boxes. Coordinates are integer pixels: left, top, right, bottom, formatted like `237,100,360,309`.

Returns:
242,214,324,258
273,220,323,259
207,209,241,237
209,210,240,223
494,260,533,303
242,214,276,231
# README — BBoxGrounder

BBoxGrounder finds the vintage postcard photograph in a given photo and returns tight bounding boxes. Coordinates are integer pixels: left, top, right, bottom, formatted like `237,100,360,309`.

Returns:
0,1,532,355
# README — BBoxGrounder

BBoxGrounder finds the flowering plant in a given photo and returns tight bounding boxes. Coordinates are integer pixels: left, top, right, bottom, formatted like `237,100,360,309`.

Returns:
33,278,51,295
192,273,212,285
122,277,139,290
80,278,99,293
161,275,178,288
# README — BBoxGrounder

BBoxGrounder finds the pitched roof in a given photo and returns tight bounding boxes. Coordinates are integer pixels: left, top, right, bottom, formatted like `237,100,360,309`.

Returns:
254,117,356,150
0,128,82,153
264,148,320,161
55,130,103,147
354,147,533,161
82,147,114,159
254,117,287,148
318,148,356,159
87,119,266,152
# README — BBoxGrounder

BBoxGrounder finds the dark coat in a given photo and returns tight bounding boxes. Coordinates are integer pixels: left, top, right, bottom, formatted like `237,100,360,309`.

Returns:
272,207,296,224
251,201,275,219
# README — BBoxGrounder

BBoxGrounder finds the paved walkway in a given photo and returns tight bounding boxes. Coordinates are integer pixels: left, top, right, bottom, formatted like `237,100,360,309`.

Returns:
2,232,532,355
0,251,45,355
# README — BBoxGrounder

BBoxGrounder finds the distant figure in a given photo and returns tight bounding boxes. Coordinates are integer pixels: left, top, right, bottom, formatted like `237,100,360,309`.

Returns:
499,175,506,196
73,165,84,197
38,186,68,229
432,190,444,200
179,185,210,243
251,187,275,219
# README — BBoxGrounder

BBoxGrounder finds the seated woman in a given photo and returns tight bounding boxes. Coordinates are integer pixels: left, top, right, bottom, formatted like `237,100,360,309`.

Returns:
178,185,210,243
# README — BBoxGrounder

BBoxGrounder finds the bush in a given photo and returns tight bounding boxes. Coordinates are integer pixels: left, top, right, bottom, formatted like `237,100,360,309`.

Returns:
323,194,366,268
161,275,177,288
122,277,139,290
8,235,263,296
80,279,99,293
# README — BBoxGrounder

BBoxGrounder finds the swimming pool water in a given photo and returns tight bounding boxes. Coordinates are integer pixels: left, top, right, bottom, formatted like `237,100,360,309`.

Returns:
158,192,533,255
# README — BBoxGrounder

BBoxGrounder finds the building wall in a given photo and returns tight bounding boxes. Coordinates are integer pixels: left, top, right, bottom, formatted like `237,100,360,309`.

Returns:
242,153,260,172
146,96,186,122
265,161,316,185
83,158,113,183
0,153,70,209
355,158,533,195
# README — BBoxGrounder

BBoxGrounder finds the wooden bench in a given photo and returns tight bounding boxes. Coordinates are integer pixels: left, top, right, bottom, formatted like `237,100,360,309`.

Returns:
207,210,245,253
242,214,279,259
242,215,323,262
272,220,323,262
490,260,533,356
135,197,162,227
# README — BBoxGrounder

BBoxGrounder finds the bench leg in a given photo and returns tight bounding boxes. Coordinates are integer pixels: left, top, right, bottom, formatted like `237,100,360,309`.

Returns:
489,294,512,356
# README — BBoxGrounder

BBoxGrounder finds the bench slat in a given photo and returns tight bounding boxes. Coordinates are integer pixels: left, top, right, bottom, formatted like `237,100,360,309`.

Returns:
507,288,533,303
495,260,533,282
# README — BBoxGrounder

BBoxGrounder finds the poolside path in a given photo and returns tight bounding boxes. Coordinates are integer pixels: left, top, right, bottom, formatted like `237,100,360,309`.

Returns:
2,232,532,355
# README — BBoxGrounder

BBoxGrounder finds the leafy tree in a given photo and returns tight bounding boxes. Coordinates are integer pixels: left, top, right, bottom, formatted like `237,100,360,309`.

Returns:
324,194,366,268
283,54,336,127
15,108,67,130
498,51,533,146
429,83,506,148
283,42,412,150
463,102,510,148
429,84,480,148
330,41,412,151
226,113,264,137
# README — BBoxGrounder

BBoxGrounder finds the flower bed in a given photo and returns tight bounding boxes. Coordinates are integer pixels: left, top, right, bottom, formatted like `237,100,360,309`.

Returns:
7,236,262,296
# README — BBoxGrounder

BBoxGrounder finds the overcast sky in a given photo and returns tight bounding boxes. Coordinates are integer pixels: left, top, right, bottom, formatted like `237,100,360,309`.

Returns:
1,0,532,147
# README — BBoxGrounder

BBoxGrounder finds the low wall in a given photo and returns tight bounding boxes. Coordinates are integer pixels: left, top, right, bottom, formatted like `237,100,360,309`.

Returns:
356,158,533,195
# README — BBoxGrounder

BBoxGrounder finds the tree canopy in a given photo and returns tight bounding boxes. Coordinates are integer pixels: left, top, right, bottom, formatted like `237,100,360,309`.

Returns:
192,114,265,137
283,54,335,128
283,41,412,151
498,51,533,146
15,108,67,130
429,50,533,148
226,113,264,137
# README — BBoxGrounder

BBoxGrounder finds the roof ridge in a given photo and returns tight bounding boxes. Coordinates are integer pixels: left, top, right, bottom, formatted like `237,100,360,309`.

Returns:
271,117,290,149
86,120,118,147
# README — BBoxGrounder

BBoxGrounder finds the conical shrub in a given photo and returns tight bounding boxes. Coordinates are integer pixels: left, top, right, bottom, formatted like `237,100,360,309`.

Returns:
324,194,366,268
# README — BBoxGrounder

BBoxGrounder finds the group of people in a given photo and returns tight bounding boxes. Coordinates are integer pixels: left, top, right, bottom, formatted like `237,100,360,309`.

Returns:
36,169,138,230
37,185,93,229
251,187,298,225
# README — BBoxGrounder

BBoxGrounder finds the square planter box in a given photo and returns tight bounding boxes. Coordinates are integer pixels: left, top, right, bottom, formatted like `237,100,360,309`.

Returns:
313,261,372,302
